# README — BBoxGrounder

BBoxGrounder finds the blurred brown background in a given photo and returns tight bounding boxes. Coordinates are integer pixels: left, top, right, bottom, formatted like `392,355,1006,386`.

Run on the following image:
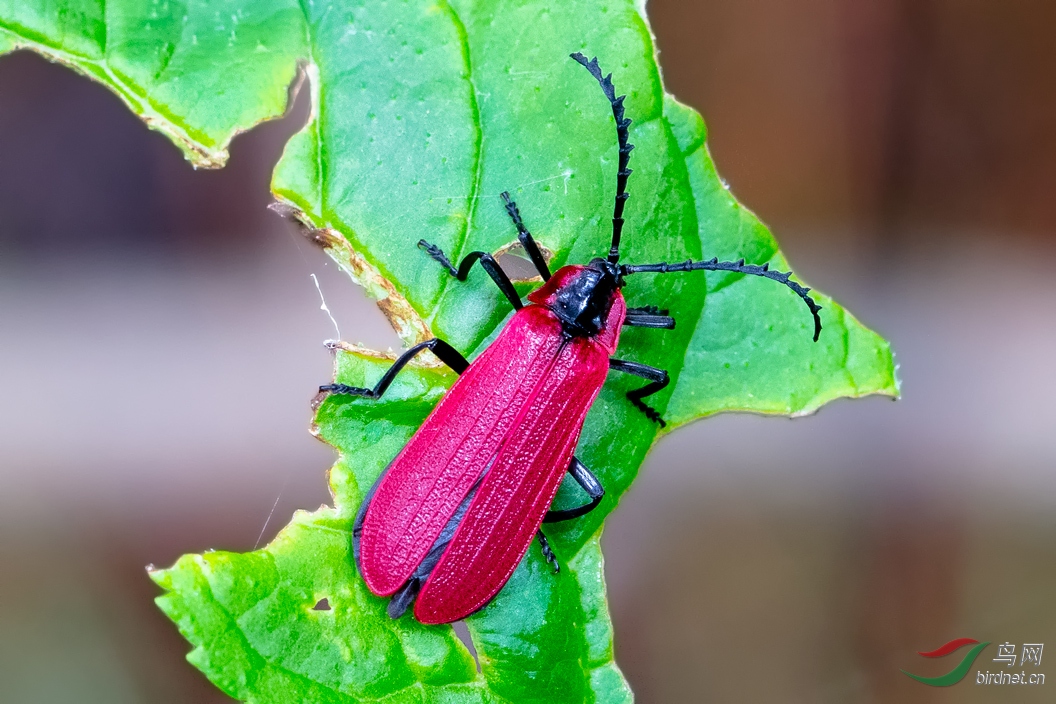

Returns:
2,1,1055,702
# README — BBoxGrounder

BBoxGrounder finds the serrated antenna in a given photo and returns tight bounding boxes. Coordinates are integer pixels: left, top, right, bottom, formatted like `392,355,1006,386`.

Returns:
622,258,824,341
571,52,634,264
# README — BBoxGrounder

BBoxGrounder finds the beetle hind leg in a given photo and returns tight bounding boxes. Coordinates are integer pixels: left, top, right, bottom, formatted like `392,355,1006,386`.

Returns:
543,457,605,522
537,531,560,574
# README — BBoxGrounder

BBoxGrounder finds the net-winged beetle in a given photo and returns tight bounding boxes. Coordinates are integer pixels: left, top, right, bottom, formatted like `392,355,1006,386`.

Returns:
320,53,822,624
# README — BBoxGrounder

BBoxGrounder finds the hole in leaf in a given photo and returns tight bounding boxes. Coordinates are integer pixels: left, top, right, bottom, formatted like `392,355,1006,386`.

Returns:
312,598,331,611
495,251,540,282
451,620,480,672
494,241,552,283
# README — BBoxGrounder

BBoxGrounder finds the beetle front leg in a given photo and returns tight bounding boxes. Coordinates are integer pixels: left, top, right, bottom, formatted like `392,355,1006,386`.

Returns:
609,358,670,427
320,338,469,399
543,457,605,523
624,305,675,329
417,240,523,311
500,191,552,281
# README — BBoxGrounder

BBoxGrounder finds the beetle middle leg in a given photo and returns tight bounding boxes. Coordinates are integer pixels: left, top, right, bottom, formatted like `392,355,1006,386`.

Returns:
417,240,523,311
544,457,605,522
320,338,469,399
609,358,671,427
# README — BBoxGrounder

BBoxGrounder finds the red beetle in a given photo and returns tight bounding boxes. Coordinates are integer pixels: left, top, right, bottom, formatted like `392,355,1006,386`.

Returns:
321,53,822,624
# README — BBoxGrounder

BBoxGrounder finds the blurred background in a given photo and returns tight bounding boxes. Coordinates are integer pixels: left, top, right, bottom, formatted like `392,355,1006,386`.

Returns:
2,0,1054,701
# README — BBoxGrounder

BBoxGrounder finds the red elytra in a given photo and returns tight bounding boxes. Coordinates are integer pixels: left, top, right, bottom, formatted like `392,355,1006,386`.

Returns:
321,53,821,625
358,268,625,623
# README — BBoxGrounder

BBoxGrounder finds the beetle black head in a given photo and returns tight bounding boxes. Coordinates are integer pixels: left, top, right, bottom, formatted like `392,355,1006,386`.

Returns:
549,258,622,336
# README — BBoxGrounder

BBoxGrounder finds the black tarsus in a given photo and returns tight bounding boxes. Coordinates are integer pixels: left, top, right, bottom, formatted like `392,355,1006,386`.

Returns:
571,52,634,264
627,305,669,316
500,191,551,281
544,457,605,523
418,239,523,311
609,358,670,427
624,312,676,329
537,530,559,573
622,258,823,341
320,338,469,399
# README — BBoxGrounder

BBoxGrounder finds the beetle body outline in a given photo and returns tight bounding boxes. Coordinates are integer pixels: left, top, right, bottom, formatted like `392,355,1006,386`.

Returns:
321,53,821,624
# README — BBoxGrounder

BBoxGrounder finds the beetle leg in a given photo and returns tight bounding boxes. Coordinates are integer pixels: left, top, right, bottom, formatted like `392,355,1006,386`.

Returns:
320,338,469,399
537,530,560,574
417,240,523,311
624,314,675,328
625,306,675,328
543,457,605,523
624,309,676,329
609,358,670,427
500,191,551,281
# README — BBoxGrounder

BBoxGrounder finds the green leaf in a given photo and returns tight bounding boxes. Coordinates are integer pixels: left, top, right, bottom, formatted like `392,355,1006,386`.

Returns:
659,96,898,424
0,0,305,166
2,1,897,701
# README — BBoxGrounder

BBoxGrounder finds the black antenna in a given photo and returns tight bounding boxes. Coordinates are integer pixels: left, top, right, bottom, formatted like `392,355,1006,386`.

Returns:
571,52,633,264
622,258,823,341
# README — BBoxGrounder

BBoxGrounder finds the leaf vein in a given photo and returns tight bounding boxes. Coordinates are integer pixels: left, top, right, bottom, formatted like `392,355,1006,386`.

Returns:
435,0,483,291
